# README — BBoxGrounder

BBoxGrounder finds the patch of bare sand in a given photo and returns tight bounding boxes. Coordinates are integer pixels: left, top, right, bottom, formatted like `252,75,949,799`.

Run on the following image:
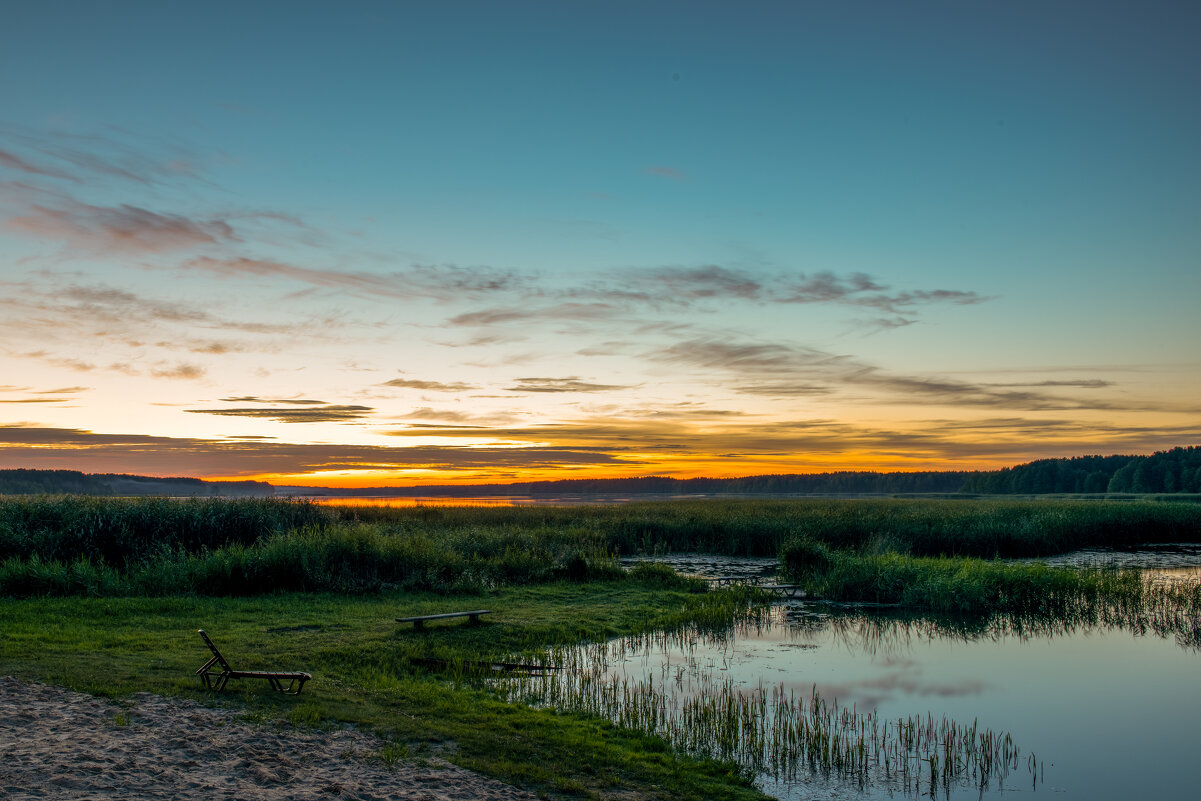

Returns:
0,676,538,801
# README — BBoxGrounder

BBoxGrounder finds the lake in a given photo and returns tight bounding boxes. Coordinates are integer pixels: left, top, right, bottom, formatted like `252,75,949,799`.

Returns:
527,549,1201,800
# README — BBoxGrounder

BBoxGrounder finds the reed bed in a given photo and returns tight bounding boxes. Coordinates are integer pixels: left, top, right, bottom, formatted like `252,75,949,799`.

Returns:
2,495,1198,598
494,626,1035,797
342,497,1201,558
0,522,624,597
0,495,332,565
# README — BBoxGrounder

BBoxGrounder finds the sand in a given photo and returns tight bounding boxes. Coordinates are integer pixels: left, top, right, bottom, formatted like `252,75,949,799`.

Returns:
0,676,538,801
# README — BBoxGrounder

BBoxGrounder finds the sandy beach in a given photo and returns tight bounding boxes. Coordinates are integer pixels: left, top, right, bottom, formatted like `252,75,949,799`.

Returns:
0,676,538,801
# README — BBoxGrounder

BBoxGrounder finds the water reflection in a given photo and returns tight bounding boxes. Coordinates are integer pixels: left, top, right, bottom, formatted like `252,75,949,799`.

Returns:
788,594,1201,653
506,553,1200,800
305,496,527,508
1027,542,1201,573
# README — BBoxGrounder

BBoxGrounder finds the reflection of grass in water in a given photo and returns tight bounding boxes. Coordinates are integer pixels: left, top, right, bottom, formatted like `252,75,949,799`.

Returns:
497,626,1036,797
801,583,1201,656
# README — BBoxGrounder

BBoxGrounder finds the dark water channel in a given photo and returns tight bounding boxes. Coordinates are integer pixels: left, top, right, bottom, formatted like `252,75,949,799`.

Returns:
601,549,1201,800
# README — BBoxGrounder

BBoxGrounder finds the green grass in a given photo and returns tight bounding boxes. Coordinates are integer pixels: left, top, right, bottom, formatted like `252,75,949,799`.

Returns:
0,579,770,801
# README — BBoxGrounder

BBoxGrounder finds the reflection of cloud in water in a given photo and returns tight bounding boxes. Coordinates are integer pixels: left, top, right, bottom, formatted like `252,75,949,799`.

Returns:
817,670,989,710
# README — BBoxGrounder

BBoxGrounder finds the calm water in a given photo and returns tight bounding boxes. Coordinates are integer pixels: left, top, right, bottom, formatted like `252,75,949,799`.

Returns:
598,550,1201,800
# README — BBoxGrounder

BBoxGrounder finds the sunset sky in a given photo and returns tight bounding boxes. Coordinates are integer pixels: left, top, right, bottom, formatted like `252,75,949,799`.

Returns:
2,1,1199,487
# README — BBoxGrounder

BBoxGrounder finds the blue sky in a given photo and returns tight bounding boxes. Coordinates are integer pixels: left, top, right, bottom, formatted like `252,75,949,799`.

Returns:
1,1,1199,485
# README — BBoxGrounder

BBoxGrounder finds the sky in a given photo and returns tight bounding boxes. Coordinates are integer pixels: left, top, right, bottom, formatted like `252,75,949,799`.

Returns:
1,1,1199,487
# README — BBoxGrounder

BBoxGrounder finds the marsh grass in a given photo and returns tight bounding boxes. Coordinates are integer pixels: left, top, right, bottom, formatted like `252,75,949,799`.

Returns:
781,545,1199,617
4,495,1200,598
0,520,624,597
0,495,331,565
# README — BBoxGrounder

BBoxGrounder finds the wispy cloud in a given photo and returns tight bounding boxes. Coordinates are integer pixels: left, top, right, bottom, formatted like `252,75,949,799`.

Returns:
1,125,203,187
185,404,373,423
646,336,1171,413
36,386,90,394
398,407,520,425
0,425,628,475
444,268,987,335
506,377,632,393
779,271,989,314
58,285,210,324
150,363,206,380
0,278,311,366
846,370,1122,411
0,148,78,182
730,382,834,397
187,340,244,355
219,396,329,405
7,200,238,254
448,302,619,327
183,257,526,302
645,165,688,181
985,379,1113,389
569,265,763,307
651,338,847,374
380,377,479,392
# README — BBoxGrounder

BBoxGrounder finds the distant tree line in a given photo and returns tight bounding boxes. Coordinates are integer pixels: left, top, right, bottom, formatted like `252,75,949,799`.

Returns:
514,471,974,496
0,469,273,497
3,447,1199,497
959,447,1201,494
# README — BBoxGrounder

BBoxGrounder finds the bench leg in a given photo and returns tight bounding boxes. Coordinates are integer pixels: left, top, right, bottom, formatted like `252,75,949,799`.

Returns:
413,620,425,631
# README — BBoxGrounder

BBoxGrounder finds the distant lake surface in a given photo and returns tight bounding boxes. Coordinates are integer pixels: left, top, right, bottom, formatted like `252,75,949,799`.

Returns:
301,494,707,507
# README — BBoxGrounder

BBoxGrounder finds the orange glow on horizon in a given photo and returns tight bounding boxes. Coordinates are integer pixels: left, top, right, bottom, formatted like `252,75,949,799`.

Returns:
208,454,1029,489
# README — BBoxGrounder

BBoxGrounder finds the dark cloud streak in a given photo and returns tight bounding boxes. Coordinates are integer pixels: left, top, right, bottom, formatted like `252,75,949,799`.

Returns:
506,377,631,393
185,405,374,423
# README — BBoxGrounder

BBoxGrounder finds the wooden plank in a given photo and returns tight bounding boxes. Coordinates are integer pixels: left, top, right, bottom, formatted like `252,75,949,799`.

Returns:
395,610,492,629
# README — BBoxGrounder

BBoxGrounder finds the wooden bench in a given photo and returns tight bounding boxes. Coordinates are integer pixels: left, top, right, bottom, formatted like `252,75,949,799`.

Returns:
195,629,311,694
395,610,492,630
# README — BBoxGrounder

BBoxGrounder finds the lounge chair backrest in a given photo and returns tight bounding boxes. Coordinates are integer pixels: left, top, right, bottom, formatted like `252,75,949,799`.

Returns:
197,629,232,672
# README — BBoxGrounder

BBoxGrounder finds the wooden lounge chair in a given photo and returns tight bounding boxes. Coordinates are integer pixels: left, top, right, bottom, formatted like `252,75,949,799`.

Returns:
195,629,311,694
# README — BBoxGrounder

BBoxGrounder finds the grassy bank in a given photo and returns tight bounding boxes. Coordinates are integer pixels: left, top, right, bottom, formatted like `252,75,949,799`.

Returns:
0,579,769,801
